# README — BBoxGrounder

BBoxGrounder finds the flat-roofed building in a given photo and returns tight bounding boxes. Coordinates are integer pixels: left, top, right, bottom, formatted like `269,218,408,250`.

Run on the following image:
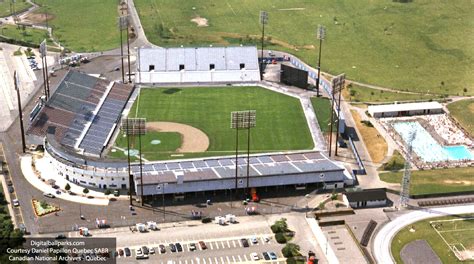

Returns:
136,46,261,84
368,102,443,118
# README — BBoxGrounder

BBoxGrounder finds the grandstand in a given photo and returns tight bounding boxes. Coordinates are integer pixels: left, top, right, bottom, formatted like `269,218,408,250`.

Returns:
27,71,134,157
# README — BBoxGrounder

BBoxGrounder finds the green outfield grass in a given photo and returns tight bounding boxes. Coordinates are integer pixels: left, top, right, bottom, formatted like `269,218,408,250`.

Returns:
448,99,474,137
391,214,474,264
33,0,120,52
380,167,474,195
135,0,473,96
346,84,443,103
0,0,31,17
0,24,51,45
110,131,182,161
126,87,313,160
310,97,334,133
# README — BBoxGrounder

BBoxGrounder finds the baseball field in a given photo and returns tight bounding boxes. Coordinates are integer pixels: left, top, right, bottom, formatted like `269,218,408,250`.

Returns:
135,0,473,96
111,86,314,160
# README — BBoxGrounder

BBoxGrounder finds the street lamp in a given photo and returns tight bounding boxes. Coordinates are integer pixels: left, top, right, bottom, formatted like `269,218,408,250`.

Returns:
316,25,326,97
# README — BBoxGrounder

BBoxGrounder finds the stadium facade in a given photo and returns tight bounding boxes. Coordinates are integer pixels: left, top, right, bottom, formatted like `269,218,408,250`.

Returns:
136,46,261,84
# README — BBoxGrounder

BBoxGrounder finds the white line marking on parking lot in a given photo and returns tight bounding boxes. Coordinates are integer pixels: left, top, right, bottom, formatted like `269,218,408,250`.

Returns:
232,240,236,248
237,255,242,262
210,243,214,250
214,257,218,264
243,255,248,261
202,258,206,264
220,256,224,263
220,241,225,248
179,261,182,264
232,256,236,263
238,240,242,247
226,256,230,263
215,242,219,249
227,240,231,248
208,257,212,264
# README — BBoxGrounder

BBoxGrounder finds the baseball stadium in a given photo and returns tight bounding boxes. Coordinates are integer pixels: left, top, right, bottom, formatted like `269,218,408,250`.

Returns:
26,46,354,202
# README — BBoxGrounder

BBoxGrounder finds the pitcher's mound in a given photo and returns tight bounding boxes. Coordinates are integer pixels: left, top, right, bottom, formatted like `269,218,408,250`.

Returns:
146,122,209,153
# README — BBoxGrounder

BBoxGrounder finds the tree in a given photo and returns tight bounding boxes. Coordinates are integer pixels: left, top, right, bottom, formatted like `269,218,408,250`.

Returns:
83,188,89,194
282,243,301,258
40,200,48,209
271,218,289,233
64,183,71,192
275,232,287,244
104,189,111,195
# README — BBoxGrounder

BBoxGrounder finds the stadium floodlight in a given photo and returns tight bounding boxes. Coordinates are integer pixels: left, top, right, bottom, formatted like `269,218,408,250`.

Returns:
118,16,129,83
328,73,345,157
259,11,268,79
121,117,146,206
39,39,50,99
231,110,256,202
14,71,26,153
316,25,326,97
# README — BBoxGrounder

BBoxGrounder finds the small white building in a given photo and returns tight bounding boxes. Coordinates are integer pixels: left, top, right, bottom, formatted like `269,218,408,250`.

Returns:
368,102,444,118
345,188,388,208
136,46,261,84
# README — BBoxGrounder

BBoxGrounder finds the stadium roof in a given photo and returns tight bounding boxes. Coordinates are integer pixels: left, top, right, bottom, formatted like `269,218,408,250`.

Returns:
132,152,347,184
368,101,443,115
138,46,259,72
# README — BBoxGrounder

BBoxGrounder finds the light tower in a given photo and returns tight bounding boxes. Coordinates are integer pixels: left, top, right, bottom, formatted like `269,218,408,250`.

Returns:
400,131,416,208
316,25,326,97
259,11,268,79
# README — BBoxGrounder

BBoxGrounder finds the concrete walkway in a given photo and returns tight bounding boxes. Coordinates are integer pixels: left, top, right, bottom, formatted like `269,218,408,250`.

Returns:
21,155,110,205
373,204,474,264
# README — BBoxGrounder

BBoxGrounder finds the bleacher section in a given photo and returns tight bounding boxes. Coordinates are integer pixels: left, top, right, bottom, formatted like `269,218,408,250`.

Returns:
27,71,133,157
78,83,133,156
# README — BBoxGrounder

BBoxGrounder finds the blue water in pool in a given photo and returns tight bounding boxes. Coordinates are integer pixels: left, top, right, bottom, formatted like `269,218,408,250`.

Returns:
392,122,473,162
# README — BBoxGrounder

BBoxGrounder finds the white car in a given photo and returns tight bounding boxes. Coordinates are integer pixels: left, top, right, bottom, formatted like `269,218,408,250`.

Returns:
43,193,55,198
12,199,19,207
148,247,155,254
250,237,258,244
250,252,259,261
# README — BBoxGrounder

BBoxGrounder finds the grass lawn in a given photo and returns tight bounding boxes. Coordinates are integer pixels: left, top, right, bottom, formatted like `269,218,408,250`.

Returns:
391,214,474,264
135,0,474,96
447,99,474,137
127,87,313,160
110,131,182,161
0,24,51,45
0,0,31,18
33,0,120,52
350,110,387,164
345,84,444,103
380,167,474,195
310,97,334,133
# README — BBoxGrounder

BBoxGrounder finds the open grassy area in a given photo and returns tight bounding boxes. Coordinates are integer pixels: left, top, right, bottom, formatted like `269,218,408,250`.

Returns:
0,0,31,17
310,96,334,133
345,84,444,103
0,24,51,45
350,110,387,163
135,0,474,96
33,0,120,52
380,167,474,195
127,87,313,160
448,99,474,137
110,131,182,161
391,214,474,264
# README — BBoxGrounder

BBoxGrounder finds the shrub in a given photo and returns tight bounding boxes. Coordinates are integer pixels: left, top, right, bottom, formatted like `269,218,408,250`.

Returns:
83,188,89,194
40,200,48,209
282,243,301,258
275,232,287,244
201,217,212,224
104,189,111,195
64,183,71,191
271,218,289,233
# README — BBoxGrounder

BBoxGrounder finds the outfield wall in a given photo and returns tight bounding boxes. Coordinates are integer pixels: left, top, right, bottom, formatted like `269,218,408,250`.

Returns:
137,69,260,84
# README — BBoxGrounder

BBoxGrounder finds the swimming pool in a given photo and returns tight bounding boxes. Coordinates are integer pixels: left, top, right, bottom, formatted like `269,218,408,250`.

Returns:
392,121,473,162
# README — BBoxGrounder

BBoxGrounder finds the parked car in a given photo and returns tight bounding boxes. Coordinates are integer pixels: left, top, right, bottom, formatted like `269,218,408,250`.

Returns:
250,252,259,261
113,190,120,197
141,246,149,255
175,243,183,252
12,199,19,207
6,180,12,186
199,241,207,250
241,238,249,247
169,243,176,252
124,247,131,257
43,193,55,198
158,244,166,254
189,243,196,251
148,247,155,254
263,236,270,242
56,234,67,239
118,249,124,256
136,253,148,260
269,252,277,260
262,252,270,260
7,186,14,193
250,237,258,244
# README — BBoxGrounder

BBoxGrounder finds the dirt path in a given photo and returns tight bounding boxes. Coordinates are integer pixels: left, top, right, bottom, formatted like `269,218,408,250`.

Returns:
146,122,209,153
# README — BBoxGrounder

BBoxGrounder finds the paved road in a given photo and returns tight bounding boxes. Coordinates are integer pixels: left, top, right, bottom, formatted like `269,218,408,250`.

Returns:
372,205,474,264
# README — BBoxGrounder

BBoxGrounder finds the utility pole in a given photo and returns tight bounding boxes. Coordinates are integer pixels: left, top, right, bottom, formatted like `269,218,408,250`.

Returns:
329,74,345,157
14,71,26,153
126,1,132,83
126,119,133,206
334,74,345,156
316,25,326,97
259,11,268,80
138,132,144,206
